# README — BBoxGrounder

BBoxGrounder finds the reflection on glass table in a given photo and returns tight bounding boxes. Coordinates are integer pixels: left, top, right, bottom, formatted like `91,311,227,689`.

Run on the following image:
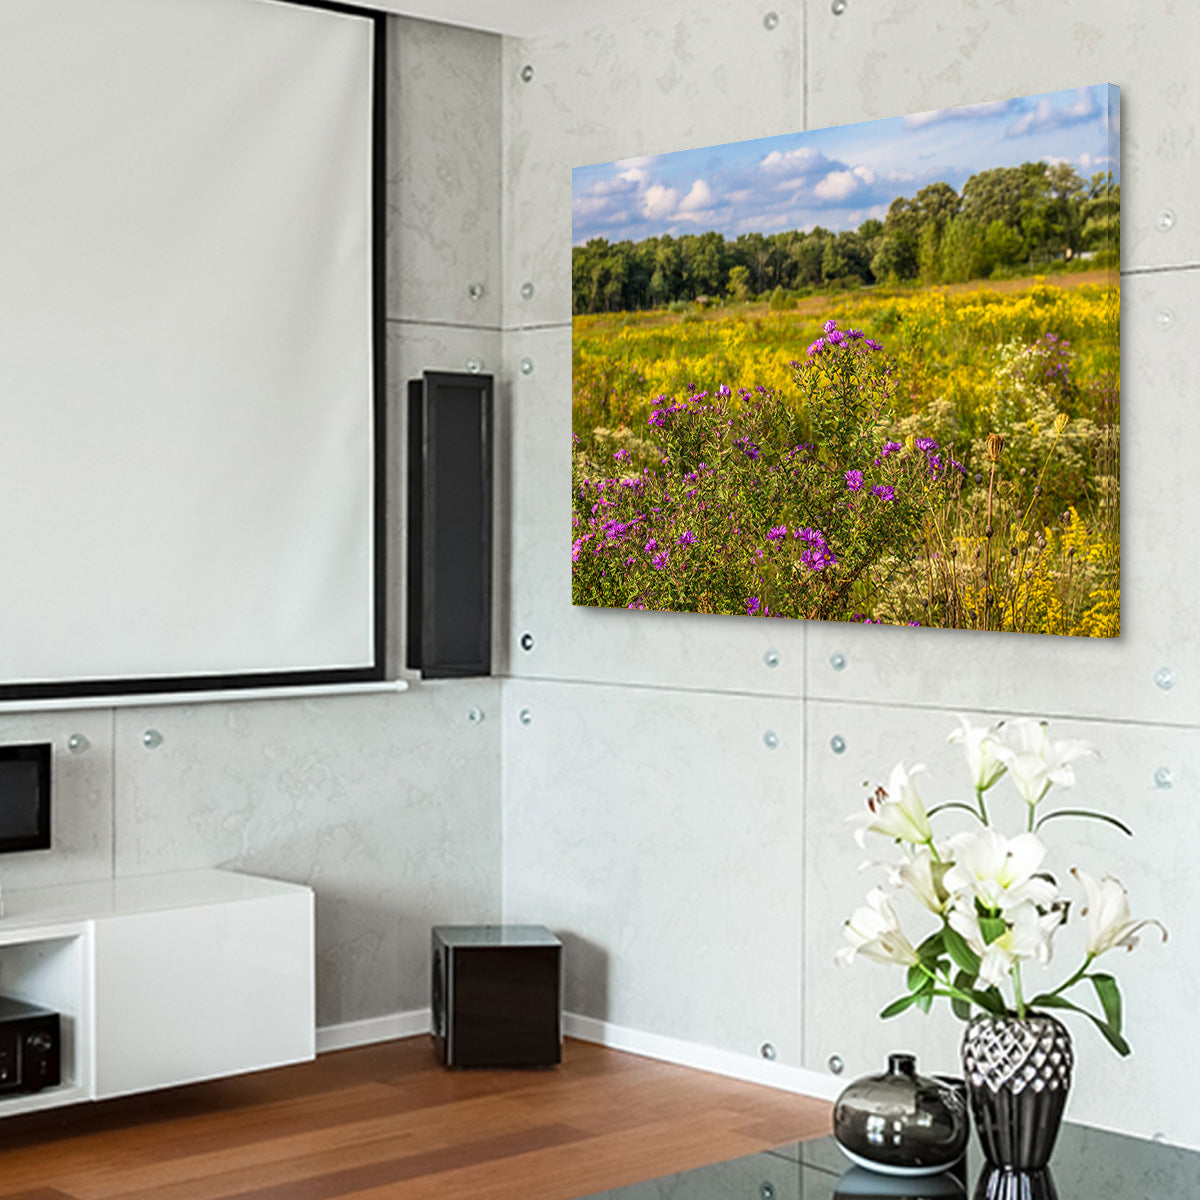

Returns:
575,1122,1200,1199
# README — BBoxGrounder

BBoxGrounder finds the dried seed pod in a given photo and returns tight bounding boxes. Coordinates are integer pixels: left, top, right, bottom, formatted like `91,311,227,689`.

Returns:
1034,484,1043,497
1010,545,1018,556
985,525,993,537
1054,413,1070,434
985,432,1005,462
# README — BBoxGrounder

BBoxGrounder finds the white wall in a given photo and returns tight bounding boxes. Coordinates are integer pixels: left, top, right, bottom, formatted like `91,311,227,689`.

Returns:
0,15,505,1031
499,0,1200,1149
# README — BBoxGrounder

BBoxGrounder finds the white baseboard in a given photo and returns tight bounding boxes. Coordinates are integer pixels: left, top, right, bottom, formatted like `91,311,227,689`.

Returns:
316,1008,431,1054
315,1006,840,1104
563,1012,842,1102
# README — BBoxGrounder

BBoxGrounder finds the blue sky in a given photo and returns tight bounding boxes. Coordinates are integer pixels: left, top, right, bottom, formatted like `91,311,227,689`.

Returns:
572,85,1119,245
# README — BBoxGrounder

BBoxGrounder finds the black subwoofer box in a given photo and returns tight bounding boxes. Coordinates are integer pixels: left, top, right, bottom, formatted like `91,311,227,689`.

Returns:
431,925,561,1068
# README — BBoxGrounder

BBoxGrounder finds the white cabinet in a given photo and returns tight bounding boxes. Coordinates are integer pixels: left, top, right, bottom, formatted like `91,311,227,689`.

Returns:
0,871,314,1115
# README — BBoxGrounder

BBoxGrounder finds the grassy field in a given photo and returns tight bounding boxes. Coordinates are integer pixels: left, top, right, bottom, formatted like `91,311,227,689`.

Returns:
571,275,1119,636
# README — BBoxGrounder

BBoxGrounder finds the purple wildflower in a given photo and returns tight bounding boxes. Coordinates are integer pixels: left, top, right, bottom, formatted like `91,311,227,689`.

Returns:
806,337,827,357
767,525,788,543
644,539,658,553
871,485,896,502
801,545,838,572
915,437,939,452
676,530,697,547
827,328,846,345
627,598,646,610
613,448,630,461
844,469,864,492
716,383,732,398
746,596,761,616
864,338,883,352
823,319,839,334
652,551,669,570
795,526,827,548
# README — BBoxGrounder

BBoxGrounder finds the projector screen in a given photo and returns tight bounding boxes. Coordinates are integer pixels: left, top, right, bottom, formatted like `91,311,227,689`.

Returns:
0,0,385,700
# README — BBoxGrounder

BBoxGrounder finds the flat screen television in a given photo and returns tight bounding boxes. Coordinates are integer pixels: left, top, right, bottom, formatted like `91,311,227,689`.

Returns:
0,743,51,853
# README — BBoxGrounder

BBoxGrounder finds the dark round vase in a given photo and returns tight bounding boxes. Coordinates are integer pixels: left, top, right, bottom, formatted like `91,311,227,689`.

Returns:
961,1013,1073,1171
834,1052,969,1174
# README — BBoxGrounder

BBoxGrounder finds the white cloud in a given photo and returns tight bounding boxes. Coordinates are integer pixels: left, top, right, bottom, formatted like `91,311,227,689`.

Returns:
641,183,680,220
760,146,821,172
678,179,714,212
904,98,1014,128
852,165,877,184
814,169,860,202
1007,89,1098,137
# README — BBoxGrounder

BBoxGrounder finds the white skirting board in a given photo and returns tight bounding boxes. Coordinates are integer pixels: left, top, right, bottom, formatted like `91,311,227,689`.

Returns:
315,1008,842,1103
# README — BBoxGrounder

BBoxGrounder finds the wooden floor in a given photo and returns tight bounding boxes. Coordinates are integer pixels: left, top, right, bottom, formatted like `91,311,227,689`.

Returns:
0,1038,832,1200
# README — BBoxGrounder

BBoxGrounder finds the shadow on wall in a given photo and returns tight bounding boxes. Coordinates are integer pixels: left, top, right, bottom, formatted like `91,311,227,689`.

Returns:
560,931,610,1021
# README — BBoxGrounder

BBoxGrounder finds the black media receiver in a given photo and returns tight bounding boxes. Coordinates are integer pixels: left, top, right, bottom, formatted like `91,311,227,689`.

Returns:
0,742,51,853
0,997,61,1093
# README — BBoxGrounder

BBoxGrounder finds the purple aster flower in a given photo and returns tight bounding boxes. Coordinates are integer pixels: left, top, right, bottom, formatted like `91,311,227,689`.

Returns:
644,539,658,553
767,525,788,543
613,448,630,461
652,551,669,570
676,530,697,546
794,526,827,548
864,338,883,352
746,596,761,616
915,437,939,452
827,329,846,345
806,337,827,357
648,410,665,428
844,469,864,492
823,319,839,334
801,545,838,572
716,383,732,398
627,598,646,610
871,485,896,502
879,441,903,458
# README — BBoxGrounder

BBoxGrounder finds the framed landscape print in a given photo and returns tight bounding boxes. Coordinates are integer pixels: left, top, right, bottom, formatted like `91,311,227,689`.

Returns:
571,85,1120,637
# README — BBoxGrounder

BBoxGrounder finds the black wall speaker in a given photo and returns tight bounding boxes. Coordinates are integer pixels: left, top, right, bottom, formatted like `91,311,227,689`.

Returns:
407,371,493,678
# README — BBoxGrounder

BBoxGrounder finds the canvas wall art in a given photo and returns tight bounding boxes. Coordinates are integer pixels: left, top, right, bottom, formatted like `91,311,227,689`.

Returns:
571,85,1120,637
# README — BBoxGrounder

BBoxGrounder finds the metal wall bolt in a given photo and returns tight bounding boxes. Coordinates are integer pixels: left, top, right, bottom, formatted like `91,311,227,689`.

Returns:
762,11,779,29
467,707,485,724
519,708,533,726
760,1042,777,1061
830,651,847,671
1156,209,1176,233
520,64,534,83
763,730,779,750
466,358,482,374
828,1053,845,1074
1156,308,1176,331
830,734,847,755
520,357,535,375
141,729,163,750
1154,766,1174,790
467,282,484,301
66,733,89,754
831,0,847,13
763,648,781,669
520,281,536,300
1155,666,1175,691
760,1184,776,1200
520,631,536,652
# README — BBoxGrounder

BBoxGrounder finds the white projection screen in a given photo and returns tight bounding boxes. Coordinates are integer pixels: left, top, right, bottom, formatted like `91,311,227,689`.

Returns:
0,0,384,701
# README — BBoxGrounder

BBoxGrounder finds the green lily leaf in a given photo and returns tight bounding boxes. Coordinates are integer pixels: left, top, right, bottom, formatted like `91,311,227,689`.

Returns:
978,915,1007,945
1090,974,1122,1034
1029,993,1131,1057
880,992,922,1020
943,925,981,975
1034,808,1134,837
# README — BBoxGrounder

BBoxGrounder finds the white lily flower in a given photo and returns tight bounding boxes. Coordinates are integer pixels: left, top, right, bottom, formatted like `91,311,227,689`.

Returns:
947,714,1007,792
949,899,1064,989
943,827,1058,913
846,761,934,849
1073,868,1168,958
836,887,920,968
992,718,1096,808
887,845,951,915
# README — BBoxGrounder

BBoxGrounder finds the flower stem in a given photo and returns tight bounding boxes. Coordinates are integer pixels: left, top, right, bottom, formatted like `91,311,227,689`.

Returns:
1012,962,1027,1020
975,785,989,825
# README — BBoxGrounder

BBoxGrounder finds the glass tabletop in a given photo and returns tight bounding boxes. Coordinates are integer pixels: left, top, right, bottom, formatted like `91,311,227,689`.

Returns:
574,1122,1200,1198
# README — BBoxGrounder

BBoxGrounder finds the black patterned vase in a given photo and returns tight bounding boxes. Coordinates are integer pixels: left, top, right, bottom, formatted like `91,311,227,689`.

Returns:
960,1013,1073,1171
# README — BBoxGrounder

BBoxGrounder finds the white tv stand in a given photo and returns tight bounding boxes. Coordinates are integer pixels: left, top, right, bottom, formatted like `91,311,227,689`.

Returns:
0,870,314,1116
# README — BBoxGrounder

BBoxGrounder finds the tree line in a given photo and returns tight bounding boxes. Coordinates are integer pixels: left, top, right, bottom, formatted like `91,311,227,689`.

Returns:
572,161,1119,314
